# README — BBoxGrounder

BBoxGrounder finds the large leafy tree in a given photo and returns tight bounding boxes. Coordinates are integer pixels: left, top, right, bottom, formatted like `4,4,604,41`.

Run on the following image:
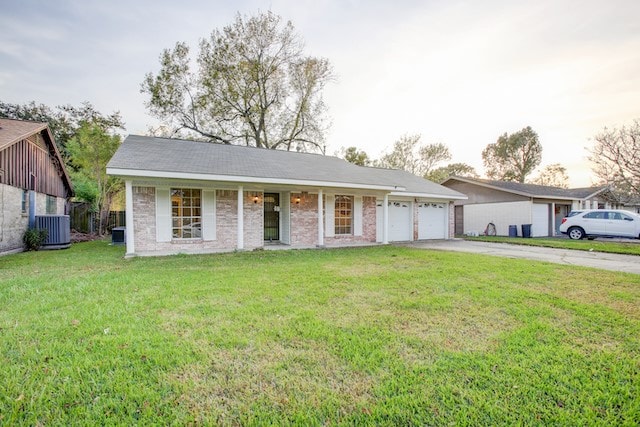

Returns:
339,146,371,166
426,162,479,183
0,100,124,161
376,134,452,177
530,163,569,188
589,119,640,197
482,126,542,182
66,122,122,235
142,11,333,153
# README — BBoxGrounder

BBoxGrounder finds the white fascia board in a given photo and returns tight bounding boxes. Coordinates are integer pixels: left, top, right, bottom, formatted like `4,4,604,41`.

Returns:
107,167,403,192
389,191,468,200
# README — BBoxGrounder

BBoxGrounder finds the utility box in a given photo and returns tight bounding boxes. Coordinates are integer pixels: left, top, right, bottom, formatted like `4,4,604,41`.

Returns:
112,227,126,245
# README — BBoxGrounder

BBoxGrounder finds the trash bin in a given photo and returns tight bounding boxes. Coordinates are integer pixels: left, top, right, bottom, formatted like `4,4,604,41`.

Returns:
521,224,532,238
508,225,517,237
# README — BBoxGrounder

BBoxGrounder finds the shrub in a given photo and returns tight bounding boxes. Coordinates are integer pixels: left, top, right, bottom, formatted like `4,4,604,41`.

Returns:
23,228,48,251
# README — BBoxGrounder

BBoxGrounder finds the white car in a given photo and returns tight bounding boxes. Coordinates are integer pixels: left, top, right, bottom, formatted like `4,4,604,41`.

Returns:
559,209,640,240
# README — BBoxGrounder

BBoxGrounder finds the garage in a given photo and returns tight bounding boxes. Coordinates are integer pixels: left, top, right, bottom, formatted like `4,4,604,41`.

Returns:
376,199,413,242
531,203,550,237
418,202,447,239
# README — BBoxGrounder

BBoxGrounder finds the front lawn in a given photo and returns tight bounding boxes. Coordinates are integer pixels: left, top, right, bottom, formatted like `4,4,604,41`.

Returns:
465,235,640,256
1,241,639,425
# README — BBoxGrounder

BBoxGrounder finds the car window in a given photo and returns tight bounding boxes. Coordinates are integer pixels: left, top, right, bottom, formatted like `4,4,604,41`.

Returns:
620,213,634,221
567,211,582,217
608,212,622,220
583,211,606,219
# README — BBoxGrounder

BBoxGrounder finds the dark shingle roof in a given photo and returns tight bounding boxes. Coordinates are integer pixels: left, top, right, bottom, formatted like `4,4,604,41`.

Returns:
444,176,606,200
107,135,465,198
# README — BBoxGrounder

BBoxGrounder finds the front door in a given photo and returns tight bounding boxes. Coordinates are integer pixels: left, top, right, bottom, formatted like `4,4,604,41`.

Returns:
264,193,280,241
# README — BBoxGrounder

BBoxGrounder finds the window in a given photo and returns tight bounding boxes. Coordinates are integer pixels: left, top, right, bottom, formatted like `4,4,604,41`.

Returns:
46,195,56,214
171,188,202,239
335,195,353,235
584,211,605,219
22,190,28,213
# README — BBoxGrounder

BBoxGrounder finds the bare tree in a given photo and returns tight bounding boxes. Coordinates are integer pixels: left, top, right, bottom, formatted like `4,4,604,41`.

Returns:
141,11,333,153
589,119,640,195
377,134,451,177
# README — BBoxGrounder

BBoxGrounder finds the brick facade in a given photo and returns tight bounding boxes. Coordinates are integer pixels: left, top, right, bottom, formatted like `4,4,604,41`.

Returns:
0,183,66,254
290,192,319,247
128,185,454,256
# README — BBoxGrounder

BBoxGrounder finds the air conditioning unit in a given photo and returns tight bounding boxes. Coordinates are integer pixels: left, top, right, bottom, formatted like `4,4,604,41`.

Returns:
35,215,71,249
111,226,126,245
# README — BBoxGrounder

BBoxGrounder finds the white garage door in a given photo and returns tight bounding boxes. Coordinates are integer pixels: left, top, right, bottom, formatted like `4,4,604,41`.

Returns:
418,202,447,239
375,200,413,242
389,200,412,241
531,203,550,237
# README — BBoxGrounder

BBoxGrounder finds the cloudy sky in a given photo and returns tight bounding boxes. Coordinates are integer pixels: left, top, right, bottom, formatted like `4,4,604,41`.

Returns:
2,0,639,186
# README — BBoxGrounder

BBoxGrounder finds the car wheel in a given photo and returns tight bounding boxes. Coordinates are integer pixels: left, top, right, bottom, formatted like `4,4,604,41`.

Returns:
568,227,585,240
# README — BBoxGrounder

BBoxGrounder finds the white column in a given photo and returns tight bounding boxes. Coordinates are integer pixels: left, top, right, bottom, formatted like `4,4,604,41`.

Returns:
383,193,389,244
317,189,324,247
237,185,244,250
125,180,135,255
550,202,556,236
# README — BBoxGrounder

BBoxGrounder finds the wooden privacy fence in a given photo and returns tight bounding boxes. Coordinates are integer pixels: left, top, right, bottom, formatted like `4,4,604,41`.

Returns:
70,202,125,233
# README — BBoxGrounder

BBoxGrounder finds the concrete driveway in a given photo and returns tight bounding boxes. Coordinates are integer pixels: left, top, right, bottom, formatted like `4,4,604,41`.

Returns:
405,240,640,275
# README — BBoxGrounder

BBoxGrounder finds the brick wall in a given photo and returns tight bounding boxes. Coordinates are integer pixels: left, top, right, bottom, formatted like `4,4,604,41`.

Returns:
243,191,263,249
132,187,265,254
449,201,455,238
0,184,66,254
323,195,377,246
290,192,319,247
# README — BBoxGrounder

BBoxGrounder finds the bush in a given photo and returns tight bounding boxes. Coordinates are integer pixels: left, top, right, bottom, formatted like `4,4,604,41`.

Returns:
23,228,48,251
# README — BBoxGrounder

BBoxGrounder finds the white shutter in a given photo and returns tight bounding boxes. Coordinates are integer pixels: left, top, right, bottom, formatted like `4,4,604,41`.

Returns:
202,189,216,241
156,188,172,242
354,196,363,236
325,194,335,237
280,192,291,244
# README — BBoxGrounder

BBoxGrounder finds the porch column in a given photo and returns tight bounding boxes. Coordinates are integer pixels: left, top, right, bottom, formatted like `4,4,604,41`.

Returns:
550,202,556,236
317,189,324,247
237,185,244,250
383,193,389,244
125,180,135,255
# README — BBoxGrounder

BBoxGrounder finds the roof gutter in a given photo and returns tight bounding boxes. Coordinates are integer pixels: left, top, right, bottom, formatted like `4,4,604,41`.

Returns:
107,167,404,192
389,191,468,200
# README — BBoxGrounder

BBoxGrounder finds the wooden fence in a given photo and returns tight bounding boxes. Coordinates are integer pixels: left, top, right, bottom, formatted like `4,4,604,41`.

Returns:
70,202,125,233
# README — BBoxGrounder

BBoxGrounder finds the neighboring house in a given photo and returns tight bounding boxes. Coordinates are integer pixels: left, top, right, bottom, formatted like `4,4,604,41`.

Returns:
106,135,467,256
0,119,74,254
441,176,616,237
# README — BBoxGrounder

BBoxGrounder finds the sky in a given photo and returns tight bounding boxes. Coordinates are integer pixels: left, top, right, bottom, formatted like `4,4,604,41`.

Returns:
1,0,639,187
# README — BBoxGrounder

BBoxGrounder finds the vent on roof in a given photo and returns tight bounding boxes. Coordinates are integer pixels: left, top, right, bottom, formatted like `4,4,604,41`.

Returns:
35,215,71,249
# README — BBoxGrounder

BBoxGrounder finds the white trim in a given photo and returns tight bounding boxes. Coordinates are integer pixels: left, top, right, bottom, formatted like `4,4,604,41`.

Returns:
125,181,135,255
202,189,216,241
317,189,324,246
107,168,402,192
155,187,172,242
388,191,467,200
383,194,389,244
325,193,335,237
237,186,244,250
354,195,363,236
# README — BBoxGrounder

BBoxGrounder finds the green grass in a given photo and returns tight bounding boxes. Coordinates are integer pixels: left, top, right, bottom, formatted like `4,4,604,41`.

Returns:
1,241,639,425
465,235,640,256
